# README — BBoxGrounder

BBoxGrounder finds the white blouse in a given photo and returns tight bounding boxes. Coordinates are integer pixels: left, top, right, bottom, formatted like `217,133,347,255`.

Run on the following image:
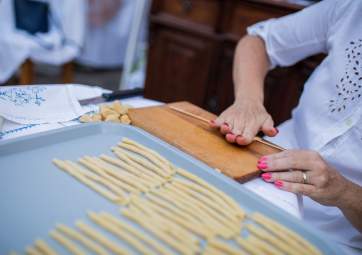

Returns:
247,0,362,253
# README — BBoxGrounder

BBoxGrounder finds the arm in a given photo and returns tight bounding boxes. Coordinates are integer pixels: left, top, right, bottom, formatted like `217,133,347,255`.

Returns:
259,150,362,233
337,181,362,233
212,0,338,145
211,35,277,145
233,35,269,104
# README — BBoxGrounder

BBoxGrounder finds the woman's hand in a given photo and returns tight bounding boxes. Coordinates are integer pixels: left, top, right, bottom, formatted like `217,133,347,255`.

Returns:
210,98,278,145
258,150,349,206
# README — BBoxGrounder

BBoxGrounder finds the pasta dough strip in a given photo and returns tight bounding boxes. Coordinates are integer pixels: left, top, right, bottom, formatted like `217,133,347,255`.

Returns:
244,235,281,255
108,150,165,183
131,195,211,239
251,212,321,255
172,179,241,227
235,236,264,255
34,239,58,255
88,212,157,255
174,177,240,218
176,168,244,218
99,154,160,186
53,159,120,204
76,221,129,255
100,212,172,255
91,157,150,189
129,196,201,246
50,231,86,255
246,224,300,255
149,188,222,232
207,239,243,255
122,209,194,255
122,138,171,167
85,157,148,192
165,183,239,237
67,161,128,202
158,186,237,238
118,142,173,175
113,147,170,179
25,247,42,255
56,224,110,255
79,157,137,194
145,193,213,238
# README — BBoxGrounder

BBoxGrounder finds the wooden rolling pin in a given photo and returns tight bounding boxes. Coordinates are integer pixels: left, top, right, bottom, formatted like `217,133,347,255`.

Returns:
168,105,284,151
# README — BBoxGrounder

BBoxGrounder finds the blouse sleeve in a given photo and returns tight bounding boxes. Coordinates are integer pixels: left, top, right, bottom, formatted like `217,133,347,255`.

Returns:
247,0,339,69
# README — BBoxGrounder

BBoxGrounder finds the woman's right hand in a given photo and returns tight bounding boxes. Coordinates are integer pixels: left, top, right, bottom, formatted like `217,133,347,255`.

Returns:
210,98,278,145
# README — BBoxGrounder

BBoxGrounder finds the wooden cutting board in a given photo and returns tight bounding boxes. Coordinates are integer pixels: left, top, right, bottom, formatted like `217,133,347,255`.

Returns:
128,101,282,182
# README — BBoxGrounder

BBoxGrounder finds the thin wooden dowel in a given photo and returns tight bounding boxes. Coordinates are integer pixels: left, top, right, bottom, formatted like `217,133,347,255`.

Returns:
168,105,283,151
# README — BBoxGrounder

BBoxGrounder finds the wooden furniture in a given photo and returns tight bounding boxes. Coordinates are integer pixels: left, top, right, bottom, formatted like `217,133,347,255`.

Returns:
19,59,74,85
144,0,323,125
129,101,281,182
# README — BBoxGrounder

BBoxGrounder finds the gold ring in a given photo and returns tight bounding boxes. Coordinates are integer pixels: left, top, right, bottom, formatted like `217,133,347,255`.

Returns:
302,171,308,184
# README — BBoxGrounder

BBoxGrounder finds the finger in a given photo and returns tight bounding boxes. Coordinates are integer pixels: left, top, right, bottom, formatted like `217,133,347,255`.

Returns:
261,115,276,137
231,119,245,137
214,115,226,127
258,150,308,165
236,135,246,146
220,123,231,134
240,121,259,145
209,119,218,128
259,150,322,172
261,171,304,183
274,180,316,196
225,133,237,143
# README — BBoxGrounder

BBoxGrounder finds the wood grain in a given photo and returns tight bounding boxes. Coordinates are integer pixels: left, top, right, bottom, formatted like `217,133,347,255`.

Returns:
128,102,282,182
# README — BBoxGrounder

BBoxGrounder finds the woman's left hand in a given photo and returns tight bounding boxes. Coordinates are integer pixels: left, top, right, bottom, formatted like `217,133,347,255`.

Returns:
258,150,349,207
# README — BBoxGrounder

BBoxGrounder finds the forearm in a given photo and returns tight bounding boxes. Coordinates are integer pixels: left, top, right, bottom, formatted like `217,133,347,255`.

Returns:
233,35,270,103
337,180,362,233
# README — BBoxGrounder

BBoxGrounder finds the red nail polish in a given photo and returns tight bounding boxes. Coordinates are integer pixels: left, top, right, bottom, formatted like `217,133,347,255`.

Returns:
275,180,283,188
274,128,279,134
210,120,215,124
257,163,268,170
258,156,267,163
261,173,271,180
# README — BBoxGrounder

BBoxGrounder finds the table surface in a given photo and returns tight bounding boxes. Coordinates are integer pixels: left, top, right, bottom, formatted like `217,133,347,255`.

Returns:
0,85,301,218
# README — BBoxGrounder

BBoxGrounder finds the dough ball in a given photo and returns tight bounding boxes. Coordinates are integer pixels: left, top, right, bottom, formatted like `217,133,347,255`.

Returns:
120,114,131,124
113,101,129,115
105,114,121,122
79,114,92,123
92,114,102,122
101,108,117,119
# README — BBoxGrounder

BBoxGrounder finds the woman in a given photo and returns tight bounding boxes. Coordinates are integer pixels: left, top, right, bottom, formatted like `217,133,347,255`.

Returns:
210,0,362,253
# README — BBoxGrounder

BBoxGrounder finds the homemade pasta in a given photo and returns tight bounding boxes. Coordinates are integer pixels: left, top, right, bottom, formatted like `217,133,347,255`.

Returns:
48,137,323,255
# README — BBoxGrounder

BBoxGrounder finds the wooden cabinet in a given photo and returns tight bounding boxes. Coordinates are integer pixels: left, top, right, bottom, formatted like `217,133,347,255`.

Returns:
144,0,323,125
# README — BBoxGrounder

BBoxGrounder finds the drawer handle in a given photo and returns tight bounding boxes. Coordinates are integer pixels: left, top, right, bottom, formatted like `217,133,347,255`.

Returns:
179,0,193,13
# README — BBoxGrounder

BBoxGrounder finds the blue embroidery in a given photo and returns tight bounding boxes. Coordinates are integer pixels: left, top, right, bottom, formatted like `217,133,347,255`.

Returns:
0,86,47,106
0,124,38,139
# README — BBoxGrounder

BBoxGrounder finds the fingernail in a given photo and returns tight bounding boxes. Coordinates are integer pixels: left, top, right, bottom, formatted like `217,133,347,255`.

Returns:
257,162,268,170
275,180,283,188
274,128,279,134
223,122,229,127
210,120,215,124
226,133,236,143
258,156,268,163
261,173,271,180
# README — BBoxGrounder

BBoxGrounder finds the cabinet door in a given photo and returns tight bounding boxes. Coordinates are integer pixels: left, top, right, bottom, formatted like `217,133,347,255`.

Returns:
144,28,216,106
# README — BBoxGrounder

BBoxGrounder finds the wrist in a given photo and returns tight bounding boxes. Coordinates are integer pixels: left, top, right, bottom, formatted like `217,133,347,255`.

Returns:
335,179,359,209
234,92,264,105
